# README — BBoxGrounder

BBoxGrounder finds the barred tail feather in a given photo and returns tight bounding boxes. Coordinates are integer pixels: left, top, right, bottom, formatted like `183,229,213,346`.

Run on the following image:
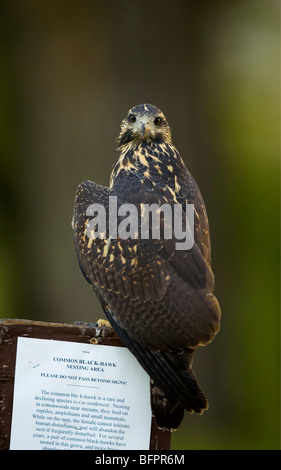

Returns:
105,309,208,430
150,382,185,431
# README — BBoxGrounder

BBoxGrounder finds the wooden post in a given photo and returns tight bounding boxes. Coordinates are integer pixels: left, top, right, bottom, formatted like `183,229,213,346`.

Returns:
0,319,171,450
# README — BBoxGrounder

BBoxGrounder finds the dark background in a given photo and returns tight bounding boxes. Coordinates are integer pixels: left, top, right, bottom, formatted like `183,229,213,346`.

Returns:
0,0,279,449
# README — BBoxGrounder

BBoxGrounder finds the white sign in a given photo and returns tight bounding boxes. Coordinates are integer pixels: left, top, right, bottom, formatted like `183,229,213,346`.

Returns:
10,337,151,450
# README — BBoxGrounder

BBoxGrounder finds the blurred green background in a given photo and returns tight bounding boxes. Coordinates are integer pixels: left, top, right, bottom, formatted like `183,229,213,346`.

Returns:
0,0,279,450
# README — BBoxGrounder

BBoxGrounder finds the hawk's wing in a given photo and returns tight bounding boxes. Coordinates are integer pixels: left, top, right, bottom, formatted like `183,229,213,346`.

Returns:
73,180,172,303
73,176,213,305
110,154,215,293
73,173,220,349
73,177,219,422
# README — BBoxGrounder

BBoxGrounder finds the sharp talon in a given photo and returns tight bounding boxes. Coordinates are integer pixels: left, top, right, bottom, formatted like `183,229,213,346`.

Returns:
90,337,99,344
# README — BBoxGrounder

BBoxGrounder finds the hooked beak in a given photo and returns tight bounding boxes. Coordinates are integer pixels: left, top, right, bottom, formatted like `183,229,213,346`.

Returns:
141,122,148,136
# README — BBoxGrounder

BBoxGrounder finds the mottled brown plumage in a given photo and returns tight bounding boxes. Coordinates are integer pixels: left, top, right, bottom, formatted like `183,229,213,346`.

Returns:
72,104,221,430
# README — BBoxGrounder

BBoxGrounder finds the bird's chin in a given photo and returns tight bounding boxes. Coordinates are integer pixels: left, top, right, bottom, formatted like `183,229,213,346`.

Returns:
133,131,155,143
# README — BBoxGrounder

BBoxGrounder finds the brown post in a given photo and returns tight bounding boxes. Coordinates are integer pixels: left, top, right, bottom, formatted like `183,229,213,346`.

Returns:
0,319,171,450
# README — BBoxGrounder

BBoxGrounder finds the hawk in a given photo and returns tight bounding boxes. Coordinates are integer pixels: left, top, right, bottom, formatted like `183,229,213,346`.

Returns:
72,104,221,431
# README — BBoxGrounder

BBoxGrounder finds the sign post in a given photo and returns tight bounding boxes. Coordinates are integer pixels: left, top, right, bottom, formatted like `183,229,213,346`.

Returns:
0,319,171,450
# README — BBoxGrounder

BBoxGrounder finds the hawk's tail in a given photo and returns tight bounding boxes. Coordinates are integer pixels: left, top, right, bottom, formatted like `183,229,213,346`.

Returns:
150,381,185,431
148,350,208,430
105,309,208,431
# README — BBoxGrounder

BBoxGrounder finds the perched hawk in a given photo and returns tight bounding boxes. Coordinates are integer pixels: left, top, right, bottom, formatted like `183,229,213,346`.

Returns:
73,104,221,430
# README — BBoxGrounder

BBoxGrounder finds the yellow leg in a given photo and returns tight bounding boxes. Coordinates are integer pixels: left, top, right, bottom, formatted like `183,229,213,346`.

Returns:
96,318,111,328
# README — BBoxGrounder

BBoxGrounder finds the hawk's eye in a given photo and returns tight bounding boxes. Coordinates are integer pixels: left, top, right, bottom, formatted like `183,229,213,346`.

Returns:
154,116,162,126
128,114,136,123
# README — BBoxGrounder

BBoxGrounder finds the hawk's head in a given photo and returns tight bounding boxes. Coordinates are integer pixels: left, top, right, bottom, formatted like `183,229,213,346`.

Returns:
116,104,172,149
